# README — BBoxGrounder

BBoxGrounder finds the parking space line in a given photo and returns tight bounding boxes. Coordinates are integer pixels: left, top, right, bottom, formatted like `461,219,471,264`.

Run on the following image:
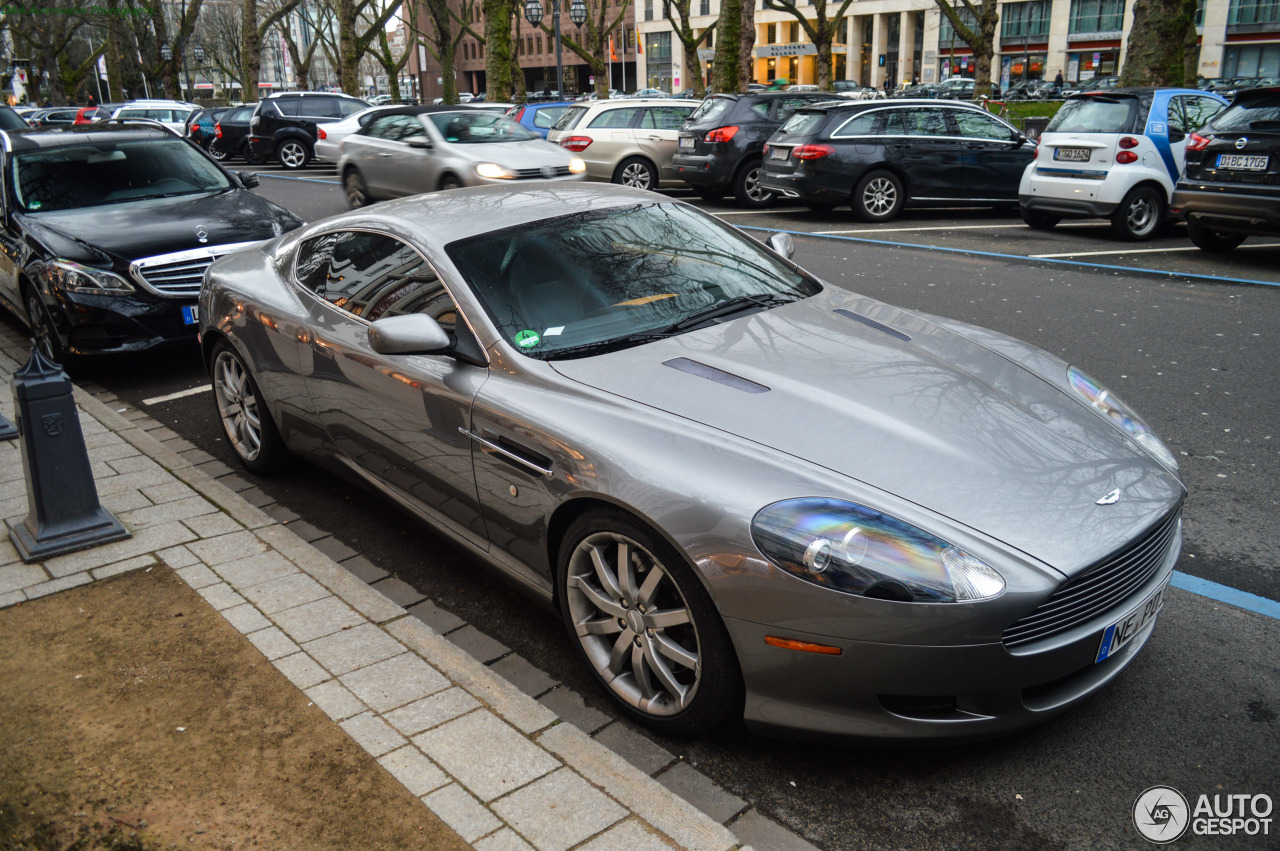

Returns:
1172,571,1280,620
142,385,212,406
815,221,1106,236
254,173,341,185
712,208,808,215
738,225,1280,288
1033,243,1280,258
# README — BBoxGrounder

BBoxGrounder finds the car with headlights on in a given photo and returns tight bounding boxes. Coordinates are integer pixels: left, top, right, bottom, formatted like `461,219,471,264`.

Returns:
313,105,394,162
0,124,303,364
338,106,585,207
1018,87,1227,238
547,99,697,190
1171,86,1280,252
198,183,1185,742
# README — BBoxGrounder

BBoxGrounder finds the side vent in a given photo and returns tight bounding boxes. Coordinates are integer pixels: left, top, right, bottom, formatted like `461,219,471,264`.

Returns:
662,358,769,394
834,308,911,341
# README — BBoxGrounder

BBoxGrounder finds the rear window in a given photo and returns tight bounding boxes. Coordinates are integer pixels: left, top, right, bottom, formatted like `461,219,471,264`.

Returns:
533,106,568,128
1047,96,1139,133
778,110,828,136
552,106,587,132
1210,93,1280,132
689,97,733,123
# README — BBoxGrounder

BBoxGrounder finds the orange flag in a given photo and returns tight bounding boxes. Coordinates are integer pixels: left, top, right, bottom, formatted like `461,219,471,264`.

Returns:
610,36,617,61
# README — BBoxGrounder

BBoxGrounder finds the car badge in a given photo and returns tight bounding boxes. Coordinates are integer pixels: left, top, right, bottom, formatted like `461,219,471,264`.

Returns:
1236,137,1249,150
1096,488,1121,505
541,165,556,178
195,225,209,244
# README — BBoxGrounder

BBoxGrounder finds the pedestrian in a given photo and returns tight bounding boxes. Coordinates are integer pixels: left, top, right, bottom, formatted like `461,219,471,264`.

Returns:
1054,70,1064,92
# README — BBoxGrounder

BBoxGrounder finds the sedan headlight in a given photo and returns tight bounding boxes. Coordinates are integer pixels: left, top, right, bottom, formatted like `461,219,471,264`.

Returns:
568,157,586,174
1067,366,1178,472
38,260,135,295
751,498,1005,603
475,162,516,179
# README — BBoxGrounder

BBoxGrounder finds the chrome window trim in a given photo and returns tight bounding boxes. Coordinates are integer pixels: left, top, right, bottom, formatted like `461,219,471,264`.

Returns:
288,225,491,366
829,104,1019,141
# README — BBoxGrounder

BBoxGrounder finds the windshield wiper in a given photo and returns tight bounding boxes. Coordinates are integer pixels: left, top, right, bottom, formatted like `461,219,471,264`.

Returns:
542,332,671,360
661,293,794,334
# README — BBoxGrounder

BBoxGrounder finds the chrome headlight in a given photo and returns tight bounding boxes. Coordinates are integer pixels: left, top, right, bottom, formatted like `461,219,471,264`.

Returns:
568,157,586,174
38,260,135,295
1067,366,1178,472
751,498,1005,603
475,162,516,179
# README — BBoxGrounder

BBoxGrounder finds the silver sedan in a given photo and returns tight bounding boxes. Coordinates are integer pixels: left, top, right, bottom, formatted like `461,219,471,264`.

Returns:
199,185,1184,741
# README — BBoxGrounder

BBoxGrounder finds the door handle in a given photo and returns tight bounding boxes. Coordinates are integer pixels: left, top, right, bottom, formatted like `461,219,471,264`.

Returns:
647,135,664,141
378,152,393,157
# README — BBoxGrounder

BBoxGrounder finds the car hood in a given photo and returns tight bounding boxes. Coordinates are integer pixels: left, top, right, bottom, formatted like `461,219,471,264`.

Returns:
455,139,575,168
551,291,1184,576
17,189,302,268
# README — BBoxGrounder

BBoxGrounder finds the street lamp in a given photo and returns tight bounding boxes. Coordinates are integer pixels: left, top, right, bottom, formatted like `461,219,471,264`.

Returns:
523,0,586,98
160,38,203,101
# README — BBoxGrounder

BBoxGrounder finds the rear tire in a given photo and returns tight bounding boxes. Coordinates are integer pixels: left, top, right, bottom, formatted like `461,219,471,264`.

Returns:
344,168,370,208
1186,220,1247,253
733,159,774,208
275,138,312,170
241,143,267,166
851,169,904,222
1110,185,1164,241
613,156,658,190
1021,207,1061,230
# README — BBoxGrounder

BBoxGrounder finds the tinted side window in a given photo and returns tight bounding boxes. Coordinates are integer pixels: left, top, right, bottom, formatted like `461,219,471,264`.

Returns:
773,97,814,122
905,108,950,137
831,111,878,136
1183,96,1224,131
882,110,909,135
295,231,448,323
953,111,1013,140
297,97,336,118
588,107,641,129
272,99,300,117
336,98,367,117
1167,98,1189,135
640,106,691,130
365,115,402,140
533,107,567,128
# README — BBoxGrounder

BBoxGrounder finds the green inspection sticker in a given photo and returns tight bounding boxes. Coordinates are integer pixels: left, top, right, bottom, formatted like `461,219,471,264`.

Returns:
514,329,541,348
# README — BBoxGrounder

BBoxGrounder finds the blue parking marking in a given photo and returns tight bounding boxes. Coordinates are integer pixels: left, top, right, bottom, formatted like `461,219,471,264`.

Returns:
1172,571,1280,620
737,226,1280,288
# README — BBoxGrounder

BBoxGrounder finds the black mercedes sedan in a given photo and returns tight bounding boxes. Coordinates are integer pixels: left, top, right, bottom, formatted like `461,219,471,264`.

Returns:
758,100,1035,221
0,124,303,363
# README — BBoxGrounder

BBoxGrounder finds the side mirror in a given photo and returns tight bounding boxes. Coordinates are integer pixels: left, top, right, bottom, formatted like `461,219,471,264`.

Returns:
238,171,260,188
765,232,795,260
407,135,433,150
368,314,450,355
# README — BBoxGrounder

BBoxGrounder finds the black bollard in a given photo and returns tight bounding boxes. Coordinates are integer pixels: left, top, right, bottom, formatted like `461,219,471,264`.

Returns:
8,342,129,561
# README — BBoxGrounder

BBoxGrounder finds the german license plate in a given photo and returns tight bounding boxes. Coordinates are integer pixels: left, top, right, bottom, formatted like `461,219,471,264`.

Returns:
1095,577,1168,663
1054,147,1091,162
1216,153,1269,171
679,136,695,149
182,305,199,325
770,146,790,160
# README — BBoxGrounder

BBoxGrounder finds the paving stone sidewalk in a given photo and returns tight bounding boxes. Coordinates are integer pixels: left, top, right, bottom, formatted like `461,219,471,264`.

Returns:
0,326,818,851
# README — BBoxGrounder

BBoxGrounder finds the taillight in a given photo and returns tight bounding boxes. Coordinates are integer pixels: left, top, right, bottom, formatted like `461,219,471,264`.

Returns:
560,135,592,152
704,126,739,143
1187,132,1212,152
215,122,223,138
317,127,327,140
1118,136,1139,149
514,107,526,122
762,143,770,156
792,144,835,160
1116,150,1139,164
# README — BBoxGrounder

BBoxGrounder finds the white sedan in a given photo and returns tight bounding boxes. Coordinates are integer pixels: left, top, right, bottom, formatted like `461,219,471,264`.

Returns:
314,106,394,162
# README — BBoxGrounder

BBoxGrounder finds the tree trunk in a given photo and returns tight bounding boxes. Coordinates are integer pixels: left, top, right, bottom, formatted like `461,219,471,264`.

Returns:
680,25,706,95
736,0,754,90
816,41,832,89
483,0,515,102
339,0,360,94
712,0,740,93
1122,0,1195,86
973,0,997,95
105,0,126,100
241,0,261,100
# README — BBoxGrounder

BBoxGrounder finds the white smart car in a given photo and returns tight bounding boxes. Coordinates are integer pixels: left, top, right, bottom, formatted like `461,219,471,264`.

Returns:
1018,87,1226,239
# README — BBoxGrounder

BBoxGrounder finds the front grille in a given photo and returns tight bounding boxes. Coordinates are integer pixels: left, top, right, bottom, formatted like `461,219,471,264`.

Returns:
514,165,572,179
130,241,261,298
1002,508,1181,648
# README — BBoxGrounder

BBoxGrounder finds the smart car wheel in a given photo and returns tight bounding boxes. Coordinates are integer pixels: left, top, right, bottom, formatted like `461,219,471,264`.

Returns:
1187,220,1247,253
733,160,775,208
344,168,370,208
852,170,904,222
23,285,67,364
558,509,742,736
1021,208,1060,230
275,139,311,170
613,157,657,190
1110,185,1164,241
210,341,287,473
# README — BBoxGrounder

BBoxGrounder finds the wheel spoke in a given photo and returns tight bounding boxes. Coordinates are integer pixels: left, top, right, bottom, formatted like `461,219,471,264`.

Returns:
642,637,689,705
616,541,636,606
644,607,690,629
589,544,623,603
568,573,626,618
607,628,635,674
576,616,622,637
636,566,665,610
652,632,698,670
631,642,656,699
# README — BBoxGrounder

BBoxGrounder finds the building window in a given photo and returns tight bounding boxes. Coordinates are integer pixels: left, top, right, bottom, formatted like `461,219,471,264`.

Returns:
1224,42,1280,73
645,31,673,90
645,0,653,20
1227,0,1280,30
1002,1,1051,38
939,8,978,44
1068,0,1126,34
767,23,777,43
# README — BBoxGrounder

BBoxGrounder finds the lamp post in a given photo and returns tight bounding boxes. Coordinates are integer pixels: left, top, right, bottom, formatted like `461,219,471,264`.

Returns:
160,38,203,100
523,0,587,98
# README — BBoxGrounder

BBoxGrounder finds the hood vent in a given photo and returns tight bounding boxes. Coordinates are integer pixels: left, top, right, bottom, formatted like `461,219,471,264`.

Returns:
662,357,769,394
834,308,911,342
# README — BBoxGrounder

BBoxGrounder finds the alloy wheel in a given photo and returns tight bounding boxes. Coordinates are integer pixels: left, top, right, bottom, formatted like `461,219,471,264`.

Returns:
564,532,701,717
742,167,773,204
277,141,307,169
619,162,653,189
862,177,898,217
213,350,263,462
25,292,59,362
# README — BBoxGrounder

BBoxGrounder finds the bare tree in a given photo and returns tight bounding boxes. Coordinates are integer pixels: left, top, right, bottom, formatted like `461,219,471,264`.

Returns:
238,0,303,101
711,0,752,92
1122,0,1198,86
661,0,715,96
763,0,854,89
533,0,633,98
368,26,414,100
336,0,406,93
932,0,997,95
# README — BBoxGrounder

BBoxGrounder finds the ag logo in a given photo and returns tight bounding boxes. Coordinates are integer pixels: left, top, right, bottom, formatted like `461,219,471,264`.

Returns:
1134,785,1190,844
40,412,63,437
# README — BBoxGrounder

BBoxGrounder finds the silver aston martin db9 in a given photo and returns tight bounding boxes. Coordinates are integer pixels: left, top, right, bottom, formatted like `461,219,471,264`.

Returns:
199,184,1185,741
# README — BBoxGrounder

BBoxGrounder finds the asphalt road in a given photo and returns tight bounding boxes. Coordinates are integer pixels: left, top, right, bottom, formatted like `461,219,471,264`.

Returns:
28,168,1279,850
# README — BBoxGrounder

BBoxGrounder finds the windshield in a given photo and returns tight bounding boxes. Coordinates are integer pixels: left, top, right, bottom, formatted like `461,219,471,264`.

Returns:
1211,94,1280,131
778,110,827,135
689,97,733,123
427,111,538,142
12,138,234,212
447,202,821,359
552,106,587,132
1047,96,1139,133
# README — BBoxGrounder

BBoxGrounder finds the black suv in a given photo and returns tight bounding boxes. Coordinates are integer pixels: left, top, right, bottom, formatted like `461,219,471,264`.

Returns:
210,104,264,164
247,92,369,169
1172,87,1280,252
0,124,303,362
673,92,837,207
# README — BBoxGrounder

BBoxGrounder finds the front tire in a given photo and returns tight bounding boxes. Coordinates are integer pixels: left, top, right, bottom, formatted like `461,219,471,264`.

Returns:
241,143,267,166
344,168,370,208
210,341,287,474
1021,207,1061,230
557,509,742,736
1110,185,1164,241
851,169,905,222
439,174,463,191
1187,220,1246,253
23,285,68,365
733,159,775,208
613,156,658,190
275,138,312,170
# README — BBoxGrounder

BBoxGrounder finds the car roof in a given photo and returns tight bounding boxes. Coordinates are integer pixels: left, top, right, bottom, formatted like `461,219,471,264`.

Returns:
2,123,178,152
267,91,364,99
